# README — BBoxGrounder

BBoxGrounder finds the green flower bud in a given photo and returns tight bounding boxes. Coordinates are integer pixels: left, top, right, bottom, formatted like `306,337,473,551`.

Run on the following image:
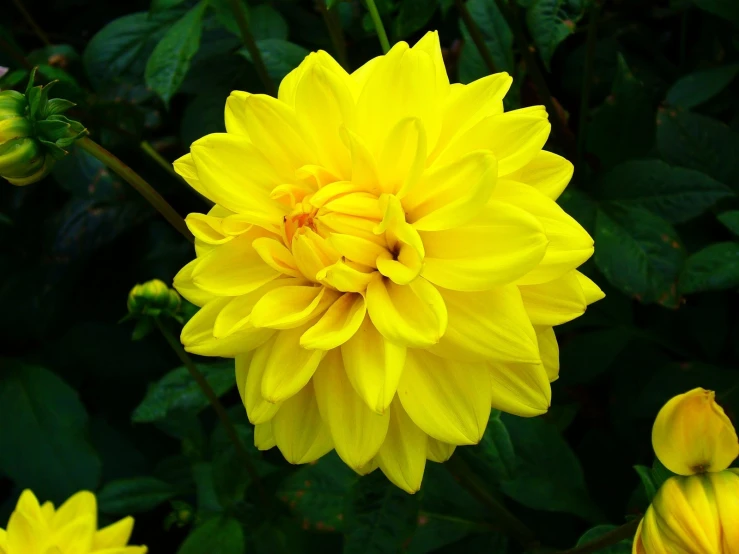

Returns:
0,68,86,186
127,279,182,318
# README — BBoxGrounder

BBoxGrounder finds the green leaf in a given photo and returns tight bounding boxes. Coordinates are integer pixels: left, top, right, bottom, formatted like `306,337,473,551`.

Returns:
599,160,733,224
587,54,655,168
458,0,513,83
344,470,420,553
575,525,631,553
526,0,584,70
238,39,310,82
98,477,179,514
679,242,739,294
559,327,635,384
464,410,517,481
594,204,686,307
150,0,188,12
718,211,739,236
178,516,246,554
395,0,439,38
145,1,207,106
692,0,739,26
83,11,179,92
250,5,289,41
278,452,357,532
408,513,496,554
500,415,602,521
0,361,101,501
132,360,235,423
657,108,739,189
666,64,739,108
633,465,658,502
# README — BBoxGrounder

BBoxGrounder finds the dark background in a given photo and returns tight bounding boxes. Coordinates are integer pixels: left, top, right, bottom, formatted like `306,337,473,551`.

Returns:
2,0,739,552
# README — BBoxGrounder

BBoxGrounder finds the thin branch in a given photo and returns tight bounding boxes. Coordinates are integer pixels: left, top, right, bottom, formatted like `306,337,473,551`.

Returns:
226,0,277,96
318,2,350,71
455,0,497,74
576,1,602,170
76,137,193,243
365,0,391,54
155,318,268,506
10,0,51,46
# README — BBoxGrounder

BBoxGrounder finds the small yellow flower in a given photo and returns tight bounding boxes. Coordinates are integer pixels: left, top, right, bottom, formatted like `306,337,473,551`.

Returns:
633,470,739,554
652,387,739,475
173,31,602,491
0,489,147,554
127,279,181,318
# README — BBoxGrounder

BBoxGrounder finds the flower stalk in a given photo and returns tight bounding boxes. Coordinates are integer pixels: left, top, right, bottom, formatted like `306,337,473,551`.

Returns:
319,2,350,71
365,0,391,54
555,519,640,554
226,0,277,96
455,0,497,74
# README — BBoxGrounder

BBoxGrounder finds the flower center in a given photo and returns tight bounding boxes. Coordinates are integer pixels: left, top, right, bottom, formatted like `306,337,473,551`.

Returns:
284,208,318,245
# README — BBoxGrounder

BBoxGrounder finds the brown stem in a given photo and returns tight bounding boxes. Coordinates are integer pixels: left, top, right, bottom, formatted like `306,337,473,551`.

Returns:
226,0,277,96
556,519,640,554
455,0,498,74
76,137,193,243
576,1,602,172
318,2,350,71
155,318,268,506
10,0,51,46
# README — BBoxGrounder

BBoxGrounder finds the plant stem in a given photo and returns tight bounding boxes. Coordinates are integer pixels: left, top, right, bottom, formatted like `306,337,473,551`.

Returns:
446,456,539,549
493,0,576,161
365,0,391,54
556,518,640,554
226,0,277,96
140,140,184,183
155,318,268,506
319,2,350,71
455,0,497,74
76,137,193,243
576,1,602,170
11,0,51,46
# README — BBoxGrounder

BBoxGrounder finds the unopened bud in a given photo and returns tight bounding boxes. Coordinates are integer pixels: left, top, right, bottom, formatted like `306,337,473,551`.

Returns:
127,279,181,318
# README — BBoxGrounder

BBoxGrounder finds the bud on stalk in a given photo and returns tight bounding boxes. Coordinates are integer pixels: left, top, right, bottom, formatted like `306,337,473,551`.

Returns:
0,68,86,186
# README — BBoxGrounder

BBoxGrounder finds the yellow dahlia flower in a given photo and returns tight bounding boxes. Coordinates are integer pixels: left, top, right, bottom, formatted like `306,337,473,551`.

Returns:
633,470,739,554
652,387,739,476
0,489,147,554
173,31,602,492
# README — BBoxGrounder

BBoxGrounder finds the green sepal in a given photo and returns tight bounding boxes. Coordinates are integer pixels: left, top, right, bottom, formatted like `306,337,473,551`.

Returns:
24,67,38,96
43,98,76,117
38,138,69,160
132,317,155,341
26,86,41,120
36,119,71,142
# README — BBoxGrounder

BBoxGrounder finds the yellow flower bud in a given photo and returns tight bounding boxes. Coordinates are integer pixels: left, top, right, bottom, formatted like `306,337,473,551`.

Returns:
127,279,181,318
633,470,739,554
651,388,739,475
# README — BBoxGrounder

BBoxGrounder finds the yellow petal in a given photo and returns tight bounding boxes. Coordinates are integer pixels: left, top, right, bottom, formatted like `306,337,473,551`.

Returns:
652,388,739,475
398,350,492,445
242,94,316,174
181,297,275,357
505,150,573,200
185,213,231,245
329,233,388,267
377,399,428,493
575,271,606,305
272,382,333,464
434,73,511,157
173,153,208,199
52,491,96,530
260,324,326,403
366,275,447,347
341,314,406,414
192,232,280,296
250,285,338,330
292,228,342,282
434,108,550,176
190,133,287,215
426,438,456,463
314,350,390,469
93,517,134,549
317,260,376,293
710,470,739,552
411,31,450,101
404,150,497,232
237,348,280,424
224,90,250,136
379,118,427,196
375,194,425,285
536,327,560,382
294,59,354,179
519,271,587,326
355,42,442,155
252,237,301,278
420,200,547,291
173,258,215,307
301,292,366,349
495,180,594,285
50,514,95,553
430,286,540,364
341,127,382,194
254,422,276,450
489,360,551,417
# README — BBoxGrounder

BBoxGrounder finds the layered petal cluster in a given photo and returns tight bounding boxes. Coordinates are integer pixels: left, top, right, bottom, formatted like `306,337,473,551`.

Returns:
633,471,739,554
0,489,147,554
173,31,602,492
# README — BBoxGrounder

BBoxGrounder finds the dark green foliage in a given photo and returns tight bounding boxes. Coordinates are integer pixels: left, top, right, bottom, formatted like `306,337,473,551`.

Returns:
3,0,739,552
